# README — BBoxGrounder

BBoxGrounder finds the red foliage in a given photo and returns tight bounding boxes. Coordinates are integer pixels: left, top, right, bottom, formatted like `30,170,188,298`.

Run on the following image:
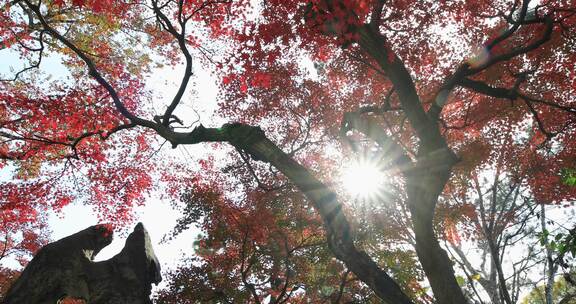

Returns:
1,0,576,301
58,298,86,304
0,268,19,302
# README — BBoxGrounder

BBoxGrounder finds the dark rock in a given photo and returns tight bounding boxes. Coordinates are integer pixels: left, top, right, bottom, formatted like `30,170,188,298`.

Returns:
3,223,161,304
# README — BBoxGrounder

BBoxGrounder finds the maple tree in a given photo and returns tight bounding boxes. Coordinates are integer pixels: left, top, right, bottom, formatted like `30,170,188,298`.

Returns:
154,185,377,303
155,167,424,303
1,0,576,303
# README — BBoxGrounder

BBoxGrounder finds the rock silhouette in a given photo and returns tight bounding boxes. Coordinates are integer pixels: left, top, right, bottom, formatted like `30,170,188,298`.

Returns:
3,223,161,304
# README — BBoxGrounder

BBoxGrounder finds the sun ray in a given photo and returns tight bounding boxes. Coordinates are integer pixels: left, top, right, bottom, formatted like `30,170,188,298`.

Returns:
341,158,387,200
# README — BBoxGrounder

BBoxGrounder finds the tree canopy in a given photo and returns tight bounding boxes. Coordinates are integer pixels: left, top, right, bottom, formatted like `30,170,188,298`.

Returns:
1,0,576,303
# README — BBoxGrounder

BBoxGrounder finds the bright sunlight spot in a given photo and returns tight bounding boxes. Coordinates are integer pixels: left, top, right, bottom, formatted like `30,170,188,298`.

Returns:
341,159,387,199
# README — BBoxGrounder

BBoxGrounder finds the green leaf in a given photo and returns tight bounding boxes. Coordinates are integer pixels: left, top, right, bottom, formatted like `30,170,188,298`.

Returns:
456,275,466,286
561,168,576,186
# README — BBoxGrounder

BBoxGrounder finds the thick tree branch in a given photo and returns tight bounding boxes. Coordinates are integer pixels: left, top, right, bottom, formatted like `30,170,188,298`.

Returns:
459,78,519,100
352,11,463,304
458,77,576,141
340,110,412,171
368,0,385,30
466,16,554,75
151,0,194,127
430,1,556,121
427,64,470,122
486,0,532,51
356,25,447,151
172,122,414,304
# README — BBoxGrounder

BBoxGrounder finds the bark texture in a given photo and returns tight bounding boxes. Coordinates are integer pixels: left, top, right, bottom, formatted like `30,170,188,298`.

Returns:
356,24,469,304
3,223,161,304
182,123,416,304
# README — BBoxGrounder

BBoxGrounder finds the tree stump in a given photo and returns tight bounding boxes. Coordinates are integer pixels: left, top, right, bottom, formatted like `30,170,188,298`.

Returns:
3,223,161,304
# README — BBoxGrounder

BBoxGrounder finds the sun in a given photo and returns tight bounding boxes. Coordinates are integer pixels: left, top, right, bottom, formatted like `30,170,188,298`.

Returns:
340,159,387,199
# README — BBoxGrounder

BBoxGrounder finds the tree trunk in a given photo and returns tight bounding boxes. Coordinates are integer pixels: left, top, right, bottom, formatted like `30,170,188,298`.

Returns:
541,205,558,304
200,123,415,304
355,23,469,304
405,147,469,304
3,223,161,304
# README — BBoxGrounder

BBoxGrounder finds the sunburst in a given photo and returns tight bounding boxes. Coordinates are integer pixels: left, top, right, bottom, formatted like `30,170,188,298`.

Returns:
340,158,387,200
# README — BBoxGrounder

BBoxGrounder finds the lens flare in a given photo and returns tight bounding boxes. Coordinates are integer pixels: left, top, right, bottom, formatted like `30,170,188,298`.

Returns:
340,159,387,199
